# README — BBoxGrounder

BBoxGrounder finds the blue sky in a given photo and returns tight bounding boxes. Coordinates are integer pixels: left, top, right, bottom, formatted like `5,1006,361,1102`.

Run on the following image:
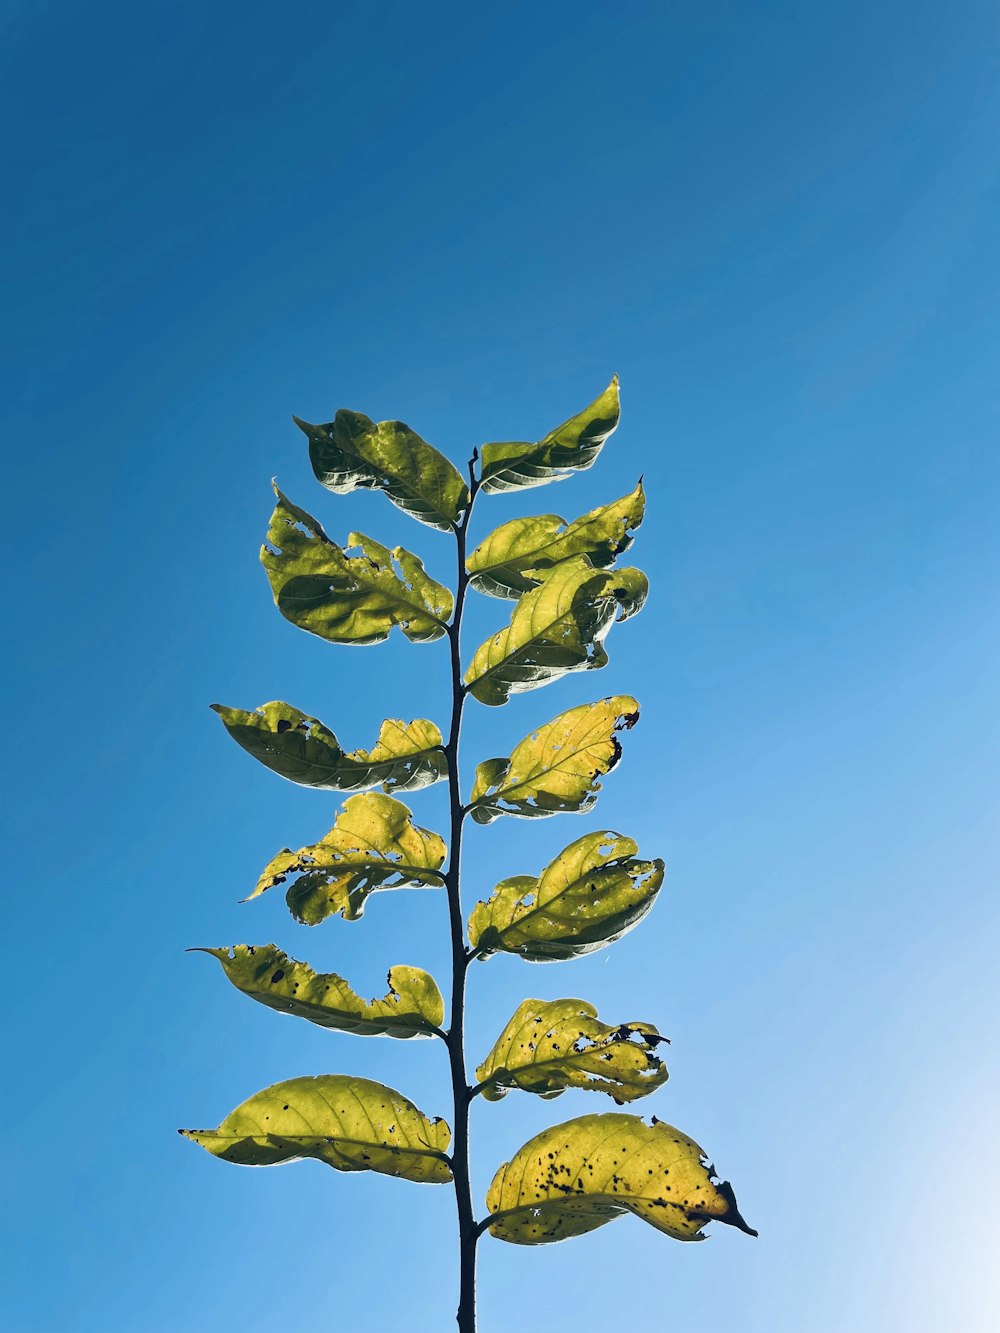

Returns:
3,3,998,1330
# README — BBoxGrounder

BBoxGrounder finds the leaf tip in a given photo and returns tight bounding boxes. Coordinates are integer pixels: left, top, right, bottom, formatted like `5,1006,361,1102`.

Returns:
716,1179,758,1237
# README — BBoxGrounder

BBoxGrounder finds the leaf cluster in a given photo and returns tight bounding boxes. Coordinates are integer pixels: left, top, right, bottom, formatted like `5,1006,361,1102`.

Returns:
182,378,754,1327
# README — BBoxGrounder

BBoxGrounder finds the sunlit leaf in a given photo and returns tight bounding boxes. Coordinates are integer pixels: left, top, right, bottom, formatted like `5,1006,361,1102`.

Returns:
475,998,668,1102
467,830,663,961
298,410,469,532
484,1113,756,1243
467,482,644,598
468,696,639,824
607,566,648,621
180,1074,452,1184
193,945,445,1038
249,792,447,925
261,487,453,645
463,559,648,707
480,377,620,495
211,702,446,794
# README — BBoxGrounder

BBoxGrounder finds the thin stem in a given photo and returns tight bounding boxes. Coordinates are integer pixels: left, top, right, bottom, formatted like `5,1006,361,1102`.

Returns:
445,462,480,1333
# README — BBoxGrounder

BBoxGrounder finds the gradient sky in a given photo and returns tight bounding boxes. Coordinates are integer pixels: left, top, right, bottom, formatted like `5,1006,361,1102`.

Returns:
4,3,998,1331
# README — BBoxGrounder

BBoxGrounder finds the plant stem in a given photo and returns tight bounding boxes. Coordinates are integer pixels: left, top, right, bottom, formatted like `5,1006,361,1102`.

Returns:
445,466,479,1333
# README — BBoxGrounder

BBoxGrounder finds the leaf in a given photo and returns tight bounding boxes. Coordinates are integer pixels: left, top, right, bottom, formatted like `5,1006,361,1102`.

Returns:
484,1113,756,1243
180,1074,452,1184
467,482,645,599
194,945,445,1038
261,486,453,645
298,410,469,532
467,830,663,962
249,792,447,925
463,558,648,707
480,377,621,495
211,702,447,794
475,998,668,1102
468,696,639,824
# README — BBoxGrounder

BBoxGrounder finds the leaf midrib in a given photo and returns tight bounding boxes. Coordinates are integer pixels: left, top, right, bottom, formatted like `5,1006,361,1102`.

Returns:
244,716,442,789
479,1038,656,1094
238,983,437,1033
278,526,450,630
470,732,617,813
287,855,446,883
193,1130,449,1161
486,1190,697,1231
333,548,452,628
472,504,630,583
476,856,638,951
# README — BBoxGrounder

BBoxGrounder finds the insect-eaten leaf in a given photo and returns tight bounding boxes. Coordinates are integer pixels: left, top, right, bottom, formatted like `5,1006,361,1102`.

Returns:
261,486,453,645
476,998,668,1103
484,1113,756,1243
298,409,469,532
468,830,663,962
180,1074,452,1184
467,481,645,599
193,945,445,1039
479,377,621,495
249,793,446,925
463,558,648,707
211,702,447,794
467,696,639,824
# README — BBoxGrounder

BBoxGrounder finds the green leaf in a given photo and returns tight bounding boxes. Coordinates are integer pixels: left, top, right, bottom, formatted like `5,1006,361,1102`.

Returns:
463,558,648,707
211,702,447,794
298,410,469,532
475,998,668,1102
249,792,447,925
180,1074,452,1184
468,695,639,824
194,945,445,1038
480,377,621,495
261,487,453,645
484,1113,756,1243
467,830,663,962
467,482,645,599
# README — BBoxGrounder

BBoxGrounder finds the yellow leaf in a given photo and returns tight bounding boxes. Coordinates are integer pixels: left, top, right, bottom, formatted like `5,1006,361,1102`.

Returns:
480,377,620,494
261,487,453,645
468,696,639,823
299,409,469,531
463,558,648,707
467,481,644,598
485,1113,755,1243
195,945,445,1038
212,702,446,793
475,998,668,1102
250,792,446,924
181,1075,452,1184
468,830,663,961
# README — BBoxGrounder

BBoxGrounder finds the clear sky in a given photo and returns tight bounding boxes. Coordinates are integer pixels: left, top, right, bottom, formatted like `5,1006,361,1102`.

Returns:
3,3,998,1331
